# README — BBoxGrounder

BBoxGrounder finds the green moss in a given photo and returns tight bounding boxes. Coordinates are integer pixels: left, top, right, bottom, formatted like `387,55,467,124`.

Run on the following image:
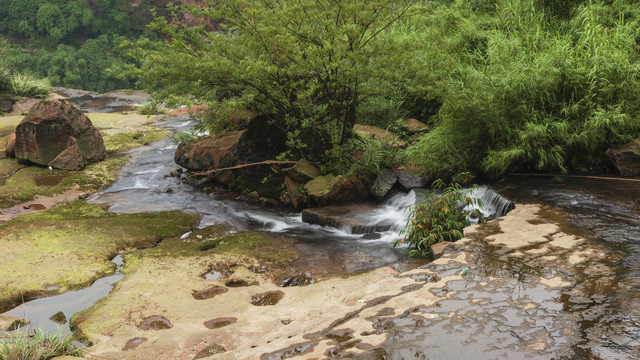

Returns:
102,129,169,154
0,156,129,208
0,200,199,312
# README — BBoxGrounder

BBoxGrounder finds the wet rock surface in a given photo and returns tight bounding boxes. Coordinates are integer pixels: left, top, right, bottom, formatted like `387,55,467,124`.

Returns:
251,291,285,306
301,203,388,234
192,286,228,300
122,337,147,351
203,317,237,329
137,315,173,330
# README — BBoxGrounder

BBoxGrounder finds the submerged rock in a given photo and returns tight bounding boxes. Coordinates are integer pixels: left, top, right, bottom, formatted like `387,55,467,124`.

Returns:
14,99,106,170
49,311,67,324
606,139,640,177
301,203,385,234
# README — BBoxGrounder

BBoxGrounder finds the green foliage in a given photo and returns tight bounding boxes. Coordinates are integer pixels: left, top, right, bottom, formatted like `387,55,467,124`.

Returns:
0,328,83,360
0,66,10,92
403,0,640,177
9,72,50,98
395,176,482,257
138,100,167,116
126,0,415,161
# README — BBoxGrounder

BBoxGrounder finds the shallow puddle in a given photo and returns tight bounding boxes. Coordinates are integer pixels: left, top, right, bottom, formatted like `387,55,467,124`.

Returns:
251,291,285,306
35,174,67,186
201,265,233,280
122,337,147,351
203,317,237,329
192,286,228,300
137,315,173,330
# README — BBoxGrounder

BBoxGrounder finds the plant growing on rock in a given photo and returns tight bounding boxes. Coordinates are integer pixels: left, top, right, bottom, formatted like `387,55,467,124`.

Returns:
395,175,482,257
0,328,82,360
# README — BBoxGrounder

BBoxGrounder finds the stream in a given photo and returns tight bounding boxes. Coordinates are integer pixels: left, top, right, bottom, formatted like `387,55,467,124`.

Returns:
3,93,640,358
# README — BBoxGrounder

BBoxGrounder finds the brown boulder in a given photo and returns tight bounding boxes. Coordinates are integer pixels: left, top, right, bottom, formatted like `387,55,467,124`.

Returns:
606,139,640,177
174,131,244,171
5,133,15,158
304,174,368,206
288,159,320,183
14,100,106,170
400,118,429,135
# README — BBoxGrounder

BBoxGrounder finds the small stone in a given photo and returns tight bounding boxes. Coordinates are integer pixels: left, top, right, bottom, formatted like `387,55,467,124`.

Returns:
0,315,30,331
49,311,67,324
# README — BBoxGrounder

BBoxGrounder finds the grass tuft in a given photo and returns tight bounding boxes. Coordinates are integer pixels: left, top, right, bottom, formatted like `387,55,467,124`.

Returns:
9,73,51,99
0,328,82,360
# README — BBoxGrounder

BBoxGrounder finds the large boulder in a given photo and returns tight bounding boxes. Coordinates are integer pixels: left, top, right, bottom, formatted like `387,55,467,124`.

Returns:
4,133,15,158
14,100,106,170
370,169,397,200
174,131,244,171
394,168,428,189
606,139,640,177
284,175,307,209
304,174,368,206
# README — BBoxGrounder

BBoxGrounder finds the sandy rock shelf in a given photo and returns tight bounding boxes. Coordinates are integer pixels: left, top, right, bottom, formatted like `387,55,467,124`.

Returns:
70,203,621,360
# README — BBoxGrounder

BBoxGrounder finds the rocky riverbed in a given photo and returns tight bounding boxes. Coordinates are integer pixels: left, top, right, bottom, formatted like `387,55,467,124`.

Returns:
1,90,640,359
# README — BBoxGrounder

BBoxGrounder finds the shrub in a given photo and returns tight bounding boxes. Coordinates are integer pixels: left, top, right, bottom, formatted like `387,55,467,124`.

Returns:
0,328,83,360
138,100,167,115
0,67,10,92
395,176,482,257
9,73,50,99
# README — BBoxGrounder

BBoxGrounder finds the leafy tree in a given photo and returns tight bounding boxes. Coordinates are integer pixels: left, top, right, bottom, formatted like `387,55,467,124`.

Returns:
127,0,415,160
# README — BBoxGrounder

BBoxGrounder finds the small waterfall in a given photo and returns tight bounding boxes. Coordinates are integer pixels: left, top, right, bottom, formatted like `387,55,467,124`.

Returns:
305,186,515,236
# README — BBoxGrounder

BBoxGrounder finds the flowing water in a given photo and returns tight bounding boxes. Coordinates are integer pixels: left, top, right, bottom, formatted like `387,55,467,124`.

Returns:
4,94,640,358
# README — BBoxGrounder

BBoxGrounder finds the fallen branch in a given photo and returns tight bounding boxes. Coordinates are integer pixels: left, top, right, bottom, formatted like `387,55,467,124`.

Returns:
194,160,298,177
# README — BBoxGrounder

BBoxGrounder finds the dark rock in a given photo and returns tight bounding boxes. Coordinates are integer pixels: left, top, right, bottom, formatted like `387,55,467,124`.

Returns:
5,133,15,158
606,139,640,177
399,118,429,135
169,168,183,177
301,203,394,234
49,311,67,324
393,168,428,189
174,131,244,171
0,95,13,113
288,159,320,183
304,174,368,206
284,175,307,209
236,114,288,162
14,100,106,170
370,169,397,200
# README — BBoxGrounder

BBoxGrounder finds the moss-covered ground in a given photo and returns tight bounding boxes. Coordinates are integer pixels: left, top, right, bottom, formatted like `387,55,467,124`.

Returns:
0,200,199,312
